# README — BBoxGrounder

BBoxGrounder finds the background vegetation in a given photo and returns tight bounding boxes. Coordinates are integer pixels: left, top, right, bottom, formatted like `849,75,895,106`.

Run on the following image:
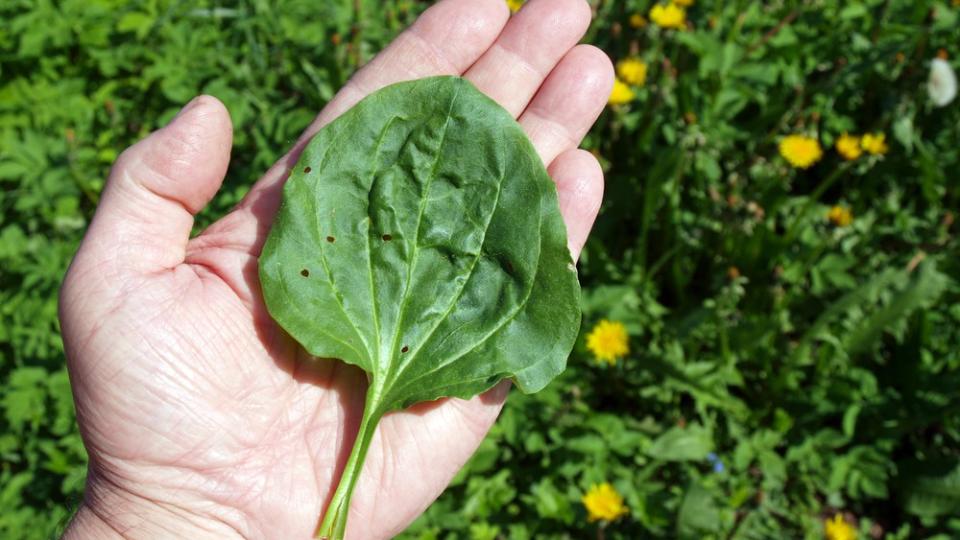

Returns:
1,0,958,538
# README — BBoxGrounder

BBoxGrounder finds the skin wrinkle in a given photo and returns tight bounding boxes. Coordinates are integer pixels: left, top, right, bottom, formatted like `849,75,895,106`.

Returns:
400,30,462,79
291,361,333,515
185,260,255,311
176,302,261,392
61,259,150,357
305,359,363,525
116,166,195,234
84,499,132,539
99,411,279,538
491,41,548,81
186,207,265,257
522,111,580,163
503,0,589,71
64,293,125,376
522,58,611,138
87,459,249,538
66,232,127,303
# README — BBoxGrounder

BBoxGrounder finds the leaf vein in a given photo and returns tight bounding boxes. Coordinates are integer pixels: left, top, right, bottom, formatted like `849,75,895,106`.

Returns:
311,134,375,361
389,184,549,398
393,164,507,377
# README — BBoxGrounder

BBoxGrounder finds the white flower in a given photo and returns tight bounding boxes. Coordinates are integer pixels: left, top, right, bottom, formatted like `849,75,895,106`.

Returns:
928,58,957,107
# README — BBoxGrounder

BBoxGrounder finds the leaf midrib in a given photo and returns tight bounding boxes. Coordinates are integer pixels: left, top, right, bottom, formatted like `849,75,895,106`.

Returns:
379,81,463,386
362,113,405,369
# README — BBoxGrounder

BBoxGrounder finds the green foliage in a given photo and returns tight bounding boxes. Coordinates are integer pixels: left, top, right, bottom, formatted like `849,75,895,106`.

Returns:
2,0,959,539
260,76,580,538
899,459,960,519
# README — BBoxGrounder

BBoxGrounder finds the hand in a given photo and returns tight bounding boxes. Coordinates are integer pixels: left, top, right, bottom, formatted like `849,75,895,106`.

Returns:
59,0,612,538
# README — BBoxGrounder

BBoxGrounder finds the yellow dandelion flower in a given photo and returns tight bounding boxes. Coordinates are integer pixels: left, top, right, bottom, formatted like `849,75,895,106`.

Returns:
617,58,648,86
629,13,648,28
779,135,823,169
586,320,629,365
608,79,636,106
505,0,523,13
649,3,686,29
835,133,862,161
824,513,857,540
860,132,888,155
827,206,853,227
674,0,694,6
582,483,629,522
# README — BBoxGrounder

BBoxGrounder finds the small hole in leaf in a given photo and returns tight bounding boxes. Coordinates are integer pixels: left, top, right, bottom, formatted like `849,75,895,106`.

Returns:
401,346,409,353
382,234,392,241
303,166,312,173
326,236,335,243
300,269,310,277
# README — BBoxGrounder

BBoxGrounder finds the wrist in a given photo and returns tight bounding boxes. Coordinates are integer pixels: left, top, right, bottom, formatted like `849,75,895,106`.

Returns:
63,472,247,540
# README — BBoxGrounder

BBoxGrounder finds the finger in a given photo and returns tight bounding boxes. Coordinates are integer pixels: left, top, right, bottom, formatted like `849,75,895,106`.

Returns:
549,149,605,260
82,96,232,272
464,0,592,118
519,44,614,165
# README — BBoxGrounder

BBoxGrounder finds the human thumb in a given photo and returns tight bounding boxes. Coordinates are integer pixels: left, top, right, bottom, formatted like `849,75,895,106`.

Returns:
75,95,233,274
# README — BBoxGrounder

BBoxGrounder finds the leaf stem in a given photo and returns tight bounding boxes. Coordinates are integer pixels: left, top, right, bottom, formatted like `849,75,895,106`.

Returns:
315,386,384,540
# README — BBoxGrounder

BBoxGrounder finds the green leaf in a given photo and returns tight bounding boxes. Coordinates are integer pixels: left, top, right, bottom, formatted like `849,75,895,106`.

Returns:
116,12,154,38
900,460,960,518
844,260,950,354
677,483,721,539
647,424,713,462
2,367,48,432
524,478,573,524
259,76,580,539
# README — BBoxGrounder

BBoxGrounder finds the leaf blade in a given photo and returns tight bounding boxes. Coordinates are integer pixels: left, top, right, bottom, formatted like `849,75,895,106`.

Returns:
259,76,581,412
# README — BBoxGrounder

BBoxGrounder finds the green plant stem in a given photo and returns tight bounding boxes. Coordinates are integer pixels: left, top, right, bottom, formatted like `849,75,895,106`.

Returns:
314,386,385,540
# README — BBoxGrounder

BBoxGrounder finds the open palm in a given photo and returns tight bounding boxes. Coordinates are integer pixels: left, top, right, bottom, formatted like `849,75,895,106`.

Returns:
60,0,612,538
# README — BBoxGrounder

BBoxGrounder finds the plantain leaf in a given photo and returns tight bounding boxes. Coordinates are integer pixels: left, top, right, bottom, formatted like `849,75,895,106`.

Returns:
258,76,581,539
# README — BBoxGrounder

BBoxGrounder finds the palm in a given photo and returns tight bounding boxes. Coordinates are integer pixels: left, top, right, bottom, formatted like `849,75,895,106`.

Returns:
60,0,612,538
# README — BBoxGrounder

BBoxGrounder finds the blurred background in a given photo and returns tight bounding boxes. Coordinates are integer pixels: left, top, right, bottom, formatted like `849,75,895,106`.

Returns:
1,0,959,538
